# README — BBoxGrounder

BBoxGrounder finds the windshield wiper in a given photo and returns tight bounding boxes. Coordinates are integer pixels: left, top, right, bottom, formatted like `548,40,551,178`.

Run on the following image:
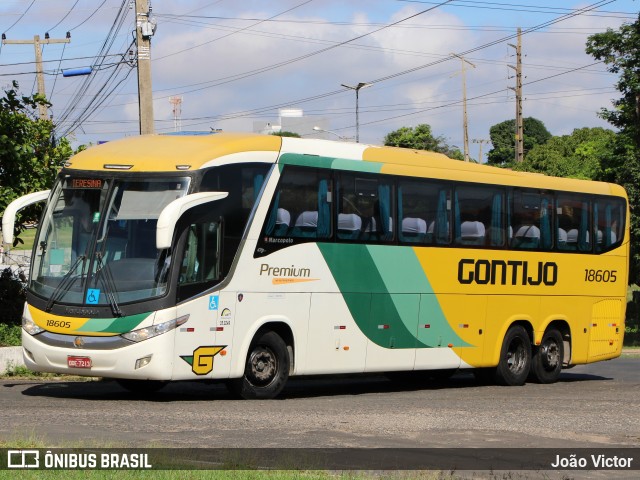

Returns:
45,255,87,312
94,252,123,317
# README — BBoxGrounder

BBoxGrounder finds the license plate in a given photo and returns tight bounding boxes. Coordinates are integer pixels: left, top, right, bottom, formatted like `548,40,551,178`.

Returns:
67,356,92,369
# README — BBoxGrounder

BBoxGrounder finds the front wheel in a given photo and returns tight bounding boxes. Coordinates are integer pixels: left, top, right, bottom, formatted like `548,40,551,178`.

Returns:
229,331,290,399
529,329,564,384
495,325,531,386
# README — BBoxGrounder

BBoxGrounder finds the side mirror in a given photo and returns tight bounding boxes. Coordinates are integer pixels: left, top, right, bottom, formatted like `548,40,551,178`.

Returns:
1,190,51,245
156,192,228,249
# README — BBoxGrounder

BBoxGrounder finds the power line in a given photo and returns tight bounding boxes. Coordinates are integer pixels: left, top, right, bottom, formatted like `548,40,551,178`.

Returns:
155,0,316,61
68,0,109,31
46,0,81,34
2,0,36,35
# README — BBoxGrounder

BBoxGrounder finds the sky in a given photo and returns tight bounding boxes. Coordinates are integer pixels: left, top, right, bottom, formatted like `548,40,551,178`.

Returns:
0,0,638,160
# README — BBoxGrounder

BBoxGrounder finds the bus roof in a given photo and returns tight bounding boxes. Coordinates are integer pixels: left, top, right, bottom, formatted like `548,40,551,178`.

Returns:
66,133,282,172
65,133,626,198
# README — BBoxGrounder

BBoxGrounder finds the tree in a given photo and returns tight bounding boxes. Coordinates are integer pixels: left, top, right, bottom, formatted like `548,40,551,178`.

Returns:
514,127,616,180
270,131,301,138
383,124,464,160
587,16,640,284
487,117,552,167
0,81,72,245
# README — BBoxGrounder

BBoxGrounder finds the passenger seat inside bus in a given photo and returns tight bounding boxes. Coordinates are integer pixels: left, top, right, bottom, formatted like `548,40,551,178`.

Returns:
290,211,318,237
400,217,427,243
274,208,290,236
337,213,361,240
512,225,540,249
458,220,486,246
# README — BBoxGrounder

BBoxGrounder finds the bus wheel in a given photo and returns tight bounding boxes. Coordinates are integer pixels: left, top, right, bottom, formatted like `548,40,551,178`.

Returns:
231,331,290,400
116,379,168,394
495,325,531,386
529,329,563,384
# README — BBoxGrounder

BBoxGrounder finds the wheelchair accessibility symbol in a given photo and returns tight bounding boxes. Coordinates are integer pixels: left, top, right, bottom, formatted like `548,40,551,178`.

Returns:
86,289,100,305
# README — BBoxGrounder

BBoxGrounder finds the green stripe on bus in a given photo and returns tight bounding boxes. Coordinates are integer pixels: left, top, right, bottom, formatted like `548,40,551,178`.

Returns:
76,312,151,334
278,153,382,173
318,243,469,349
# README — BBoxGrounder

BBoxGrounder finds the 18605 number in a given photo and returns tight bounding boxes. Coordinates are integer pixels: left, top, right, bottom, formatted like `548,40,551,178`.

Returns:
584,269,617,282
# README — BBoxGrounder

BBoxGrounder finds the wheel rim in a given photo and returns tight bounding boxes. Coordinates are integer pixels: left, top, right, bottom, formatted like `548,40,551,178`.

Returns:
506,337,527,375
247,346,278,387
540,337,561,372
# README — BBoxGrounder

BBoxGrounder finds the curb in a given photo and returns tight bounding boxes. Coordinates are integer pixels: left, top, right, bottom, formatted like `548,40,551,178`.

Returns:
0,346,24,374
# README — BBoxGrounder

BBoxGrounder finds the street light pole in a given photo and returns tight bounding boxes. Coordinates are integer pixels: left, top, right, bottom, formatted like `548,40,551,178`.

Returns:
313,126,351,141
341,82,371,143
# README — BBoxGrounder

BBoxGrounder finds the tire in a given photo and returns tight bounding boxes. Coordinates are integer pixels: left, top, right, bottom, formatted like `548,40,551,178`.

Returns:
230,331,290,399
529,328,564,384
494,325,531,386
116,379,168,394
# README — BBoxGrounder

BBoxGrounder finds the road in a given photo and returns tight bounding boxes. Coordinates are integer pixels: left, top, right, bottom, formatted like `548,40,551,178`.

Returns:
1,357,638,450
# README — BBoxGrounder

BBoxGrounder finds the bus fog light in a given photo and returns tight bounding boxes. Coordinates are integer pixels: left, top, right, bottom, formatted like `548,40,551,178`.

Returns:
135,355,153,370
22,316,44,336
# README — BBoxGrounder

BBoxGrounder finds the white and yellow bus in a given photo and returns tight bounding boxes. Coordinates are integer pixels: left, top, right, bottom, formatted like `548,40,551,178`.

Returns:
2,133,629,398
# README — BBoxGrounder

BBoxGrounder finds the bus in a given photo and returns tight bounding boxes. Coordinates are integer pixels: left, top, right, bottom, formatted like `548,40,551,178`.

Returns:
2,132,629,399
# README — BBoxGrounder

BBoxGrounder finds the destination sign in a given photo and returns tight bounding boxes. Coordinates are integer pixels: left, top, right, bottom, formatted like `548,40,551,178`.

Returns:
70,178,103,189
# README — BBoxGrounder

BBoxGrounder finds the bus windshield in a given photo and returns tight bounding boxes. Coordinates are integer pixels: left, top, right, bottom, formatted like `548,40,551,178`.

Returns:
30,175,190,308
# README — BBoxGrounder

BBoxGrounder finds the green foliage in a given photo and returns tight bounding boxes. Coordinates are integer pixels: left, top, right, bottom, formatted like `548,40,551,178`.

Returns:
513,127,616,180
0,323,21,346
0,81,72,243
383,124,463,159
587,18,640,284
270,131,301,138
487,117,552,167
0,267,26,326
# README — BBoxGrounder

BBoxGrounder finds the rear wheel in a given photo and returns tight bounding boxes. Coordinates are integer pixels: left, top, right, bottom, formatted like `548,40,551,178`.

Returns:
495,325,531,386
229,331,290,399
529,329,563,384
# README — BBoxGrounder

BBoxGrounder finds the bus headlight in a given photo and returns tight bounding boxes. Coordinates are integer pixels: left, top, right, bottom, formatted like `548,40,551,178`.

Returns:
121,315,189,343
22,316,44,336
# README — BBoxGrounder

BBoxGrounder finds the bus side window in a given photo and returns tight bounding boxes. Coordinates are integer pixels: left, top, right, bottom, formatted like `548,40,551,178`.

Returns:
511,190,542,250
454,185,504,247
594,197,625,253
264,166,332,239
556,194,591,252
398,179,440,245
337,172,394,243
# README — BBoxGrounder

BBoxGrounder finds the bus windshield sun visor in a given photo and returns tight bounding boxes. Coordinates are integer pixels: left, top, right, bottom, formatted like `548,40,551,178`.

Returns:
156,192,228,250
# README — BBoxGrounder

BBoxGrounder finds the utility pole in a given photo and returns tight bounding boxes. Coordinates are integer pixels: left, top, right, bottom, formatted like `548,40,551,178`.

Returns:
472,138,490,163
135,0,156,135
169,96,182,132
341,82,372,143
2,33,70,120
508,28,524,163
451,53,476,162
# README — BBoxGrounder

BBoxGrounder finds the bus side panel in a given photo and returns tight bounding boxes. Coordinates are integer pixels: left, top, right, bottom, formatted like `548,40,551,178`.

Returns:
483,295,540,368
431,294,486,369
305,293,367,374
173,290,233,380
364,293,418,372
230,292,310,378
588,298,625,362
